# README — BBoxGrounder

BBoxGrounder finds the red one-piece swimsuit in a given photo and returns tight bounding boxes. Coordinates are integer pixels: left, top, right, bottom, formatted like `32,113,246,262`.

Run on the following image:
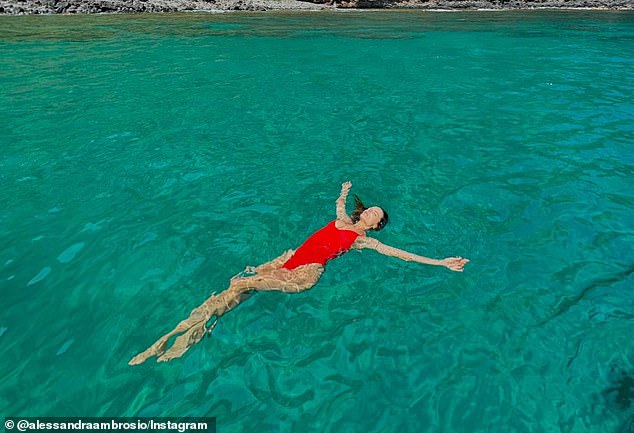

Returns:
282,221,360,270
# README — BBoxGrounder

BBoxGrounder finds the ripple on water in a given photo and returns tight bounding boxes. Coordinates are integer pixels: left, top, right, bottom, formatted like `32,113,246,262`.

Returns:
56,338,75,356
27,267,52,286
183,172,206,182
57,242,85,264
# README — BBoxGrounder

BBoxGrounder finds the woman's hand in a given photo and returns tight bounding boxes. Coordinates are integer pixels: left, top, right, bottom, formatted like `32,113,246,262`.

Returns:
336,181,353,223
340,181,352,195
441,257,470,272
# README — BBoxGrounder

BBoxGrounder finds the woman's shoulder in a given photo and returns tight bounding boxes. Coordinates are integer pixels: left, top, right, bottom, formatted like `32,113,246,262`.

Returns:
334,219,352,229
352,235,379,249
335,219,365,236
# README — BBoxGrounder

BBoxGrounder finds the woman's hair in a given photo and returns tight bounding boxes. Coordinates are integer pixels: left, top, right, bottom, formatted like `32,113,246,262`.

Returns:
350,194,389,231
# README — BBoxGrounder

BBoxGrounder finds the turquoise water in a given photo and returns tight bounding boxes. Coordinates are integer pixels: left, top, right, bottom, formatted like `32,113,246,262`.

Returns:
1,10,633,432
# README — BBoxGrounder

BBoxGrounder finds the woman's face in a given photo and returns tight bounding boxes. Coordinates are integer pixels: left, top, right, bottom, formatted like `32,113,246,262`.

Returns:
360,206,384,229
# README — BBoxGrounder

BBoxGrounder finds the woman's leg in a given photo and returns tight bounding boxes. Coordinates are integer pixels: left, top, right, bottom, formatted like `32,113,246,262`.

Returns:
128,285,250,365
153,266,323,362
230,264,323,293
128,261,323,365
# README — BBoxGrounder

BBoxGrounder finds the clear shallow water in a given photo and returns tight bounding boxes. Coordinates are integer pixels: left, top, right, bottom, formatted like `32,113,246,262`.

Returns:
1,10,633,433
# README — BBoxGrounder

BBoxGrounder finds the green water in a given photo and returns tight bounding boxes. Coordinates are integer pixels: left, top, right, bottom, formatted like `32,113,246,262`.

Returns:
1,10,633,433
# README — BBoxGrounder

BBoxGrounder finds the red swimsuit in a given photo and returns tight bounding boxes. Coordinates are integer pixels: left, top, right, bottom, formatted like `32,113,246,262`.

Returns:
282,221,360,270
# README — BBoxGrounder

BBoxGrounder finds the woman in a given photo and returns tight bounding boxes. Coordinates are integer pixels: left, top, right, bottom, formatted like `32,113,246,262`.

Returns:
129,181,469,365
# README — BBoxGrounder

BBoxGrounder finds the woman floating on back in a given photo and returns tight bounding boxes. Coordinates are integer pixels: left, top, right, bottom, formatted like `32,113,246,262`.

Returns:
129,181,469,365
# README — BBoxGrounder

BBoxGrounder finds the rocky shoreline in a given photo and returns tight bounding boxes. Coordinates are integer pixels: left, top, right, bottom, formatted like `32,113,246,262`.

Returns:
0,0,631,14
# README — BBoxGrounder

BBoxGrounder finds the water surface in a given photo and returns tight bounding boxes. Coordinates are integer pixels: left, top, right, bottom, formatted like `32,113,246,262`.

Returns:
1,10,633,433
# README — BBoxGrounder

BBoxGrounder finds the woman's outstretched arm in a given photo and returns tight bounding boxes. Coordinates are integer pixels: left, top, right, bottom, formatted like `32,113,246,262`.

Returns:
336,181,353,223
353,237,469,272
